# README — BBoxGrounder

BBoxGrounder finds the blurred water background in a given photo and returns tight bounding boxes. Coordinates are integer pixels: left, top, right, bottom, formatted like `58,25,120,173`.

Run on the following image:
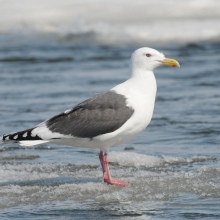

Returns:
0,0,220,219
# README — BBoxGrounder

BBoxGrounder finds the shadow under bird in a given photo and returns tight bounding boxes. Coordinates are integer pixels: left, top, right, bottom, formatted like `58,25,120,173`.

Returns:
1,47,180,186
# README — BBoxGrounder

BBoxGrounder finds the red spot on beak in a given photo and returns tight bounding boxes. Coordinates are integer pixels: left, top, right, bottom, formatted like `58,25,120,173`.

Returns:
172,64,176,67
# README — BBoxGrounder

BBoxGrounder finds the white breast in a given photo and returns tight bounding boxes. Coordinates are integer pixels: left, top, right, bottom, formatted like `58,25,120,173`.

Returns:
93,71,157,150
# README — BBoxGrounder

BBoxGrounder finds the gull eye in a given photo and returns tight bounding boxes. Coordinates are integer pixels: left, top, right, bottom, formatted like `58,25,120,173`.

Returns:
146,54,151,57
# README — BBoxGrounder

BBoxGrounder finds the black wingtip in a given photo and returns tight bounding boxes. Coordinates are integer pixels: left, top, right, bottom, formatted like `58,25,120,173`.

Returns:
2,128,42,142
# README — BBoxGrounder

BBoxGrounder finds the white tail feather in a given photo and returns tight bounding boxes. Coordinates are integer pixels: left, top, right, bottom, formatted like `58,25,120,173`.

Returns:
19,140,49,147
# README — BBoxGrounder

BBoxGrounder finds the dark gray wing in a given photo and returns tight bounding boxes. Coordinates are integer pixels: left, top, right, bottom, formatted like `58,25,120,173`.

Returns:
46,91,134,139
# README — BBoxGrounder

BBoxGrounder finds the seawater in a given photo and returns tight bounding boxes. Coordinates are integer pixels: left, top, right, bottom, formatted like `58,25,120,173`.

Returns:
1,1,220,219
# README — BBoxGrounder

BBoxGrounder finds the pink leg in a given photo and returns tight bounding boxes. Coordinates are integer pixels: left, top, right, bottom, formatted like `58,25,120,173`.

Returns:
99,151,105,173
99,151,131,186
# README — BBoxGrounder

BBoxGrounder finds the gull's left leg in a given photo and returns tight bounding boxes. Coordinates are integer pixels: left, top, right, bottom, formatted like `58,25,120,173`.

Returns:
99,151,105,177
99,151,131,186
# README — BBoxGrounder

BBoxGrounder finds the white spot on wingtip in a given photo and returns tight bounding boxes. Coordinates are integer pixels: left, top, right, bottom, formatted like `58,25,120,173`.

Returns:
31,132,36,137
14,135,18,139
23,132,27,138
5,136,9,140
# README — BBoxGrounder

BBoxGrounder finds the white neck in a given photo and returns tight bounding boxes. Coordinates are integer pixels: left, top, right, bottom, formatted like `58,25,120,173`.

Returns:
112,68,157,101
130,68,154,80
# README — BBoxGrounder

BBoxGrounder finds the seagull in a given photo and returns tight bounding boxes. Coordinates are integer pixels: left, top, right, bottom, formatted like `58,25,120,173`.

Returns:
1,47,180,186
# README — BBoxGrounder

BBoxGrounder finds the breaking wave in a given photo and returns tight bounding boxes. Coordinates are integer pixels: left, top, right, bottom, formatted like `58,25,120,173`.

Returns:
1,0,220,46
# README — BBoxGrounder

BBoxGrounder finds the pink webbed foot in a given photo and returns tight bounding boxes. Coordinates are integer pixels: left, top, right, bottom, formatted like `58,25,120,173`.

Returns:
104,179,131,186
99,151,131,187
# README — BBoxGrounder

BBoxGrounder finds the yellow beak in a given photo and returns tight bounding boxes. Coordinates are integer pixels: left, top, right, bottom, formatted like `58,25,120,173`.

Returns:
159,58,180,68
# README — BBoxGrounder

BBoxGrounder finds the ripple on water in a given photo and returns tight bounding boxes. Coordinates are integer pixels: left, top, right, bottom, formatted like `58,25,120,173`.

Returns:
0,153,39,160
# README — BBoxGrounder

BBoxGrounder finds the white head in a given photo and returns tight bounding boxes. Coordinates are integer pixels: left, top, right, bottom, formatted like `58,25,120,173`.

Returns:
130,47,180,73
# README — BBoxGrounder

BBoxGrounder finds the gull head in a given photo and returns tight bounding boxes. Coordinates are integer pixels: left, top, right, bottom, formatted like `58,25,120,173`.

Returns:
131,47,180,72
